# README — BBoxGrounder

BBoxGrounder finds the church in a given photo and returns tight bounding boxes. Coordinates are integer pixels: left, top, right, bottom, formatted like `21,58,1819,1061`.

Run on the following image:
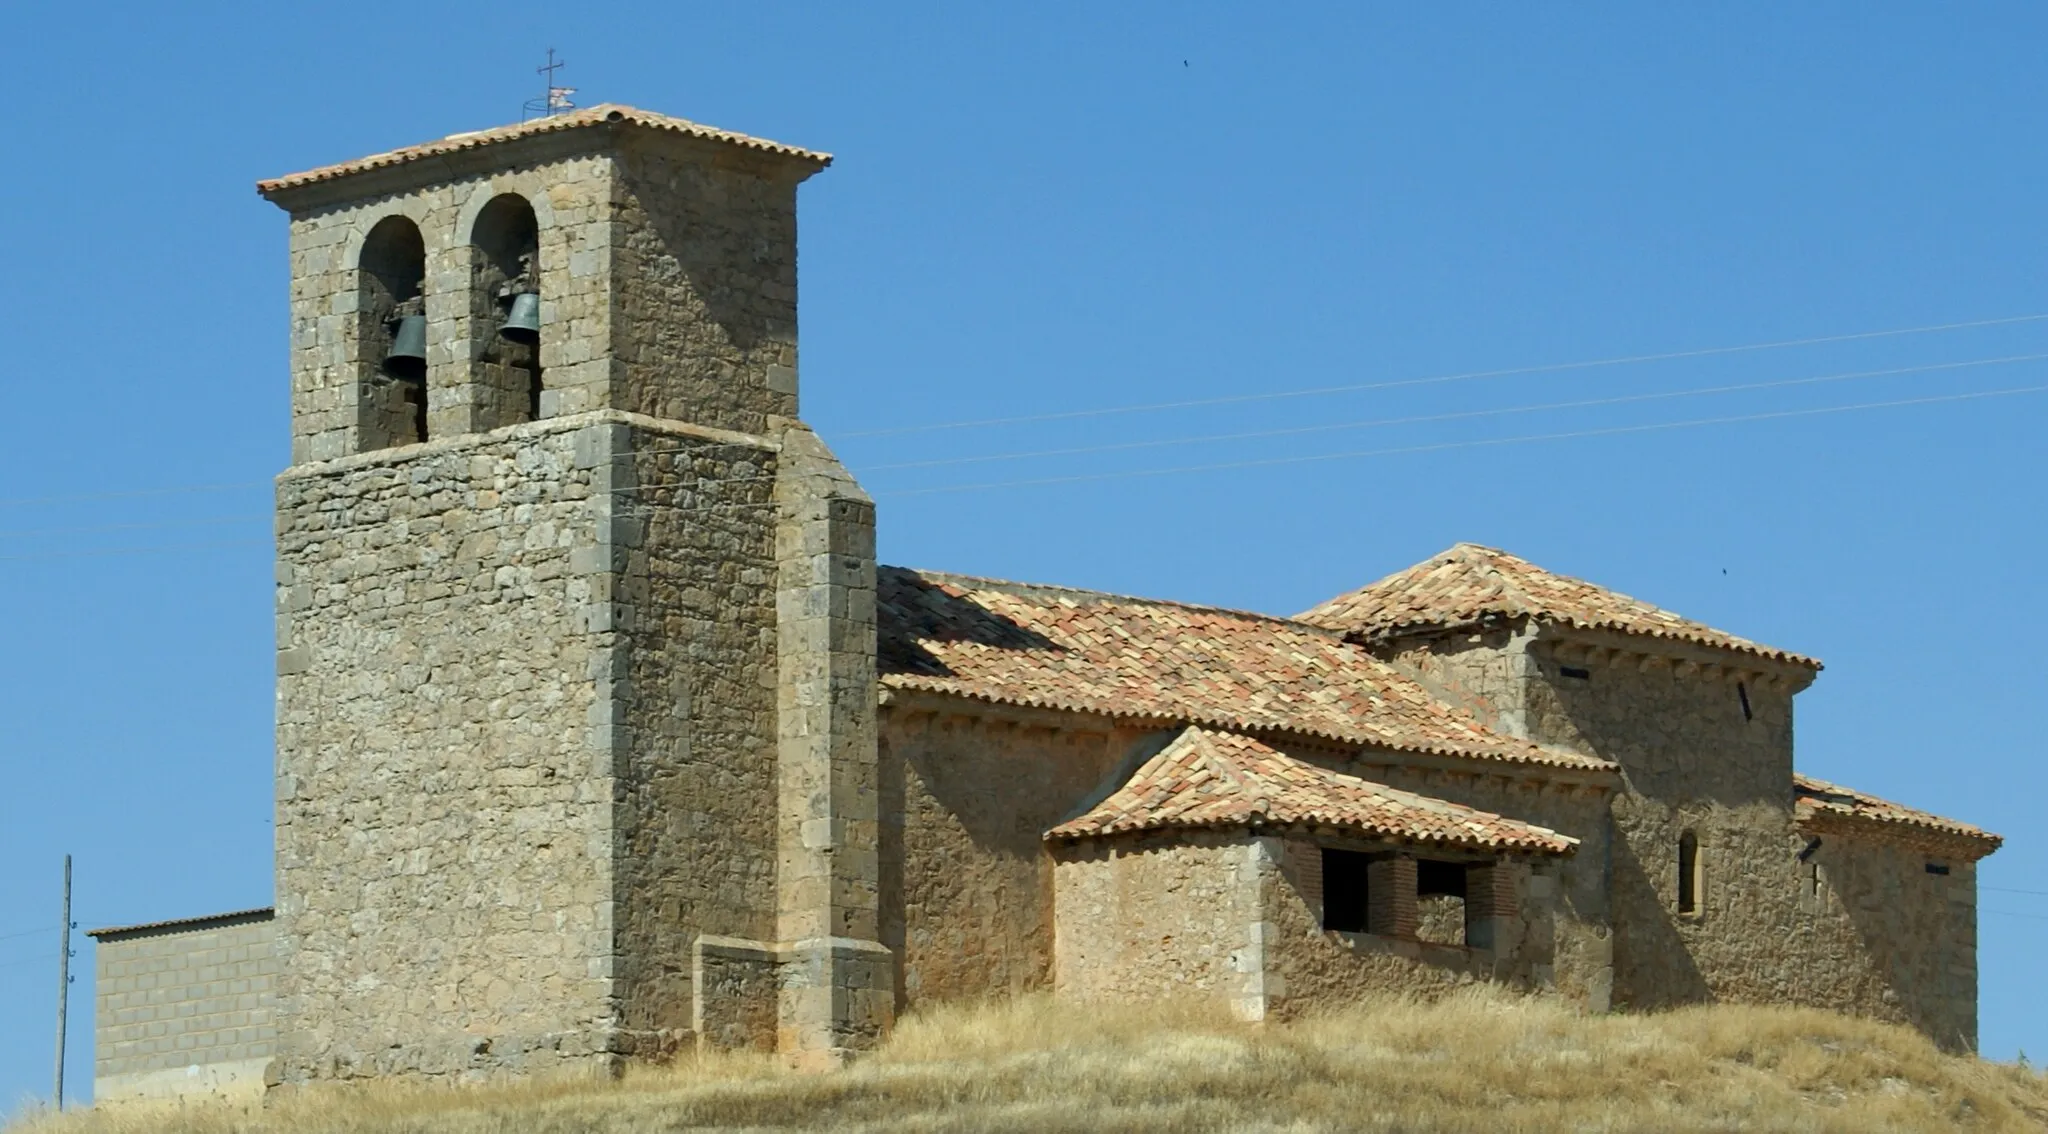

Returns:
83,106,2000,1104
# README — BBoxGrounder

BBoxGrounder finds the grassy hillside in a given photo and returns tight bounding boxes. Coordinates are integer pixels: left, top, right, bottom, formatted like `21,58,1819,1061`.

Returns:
15,989,2048,1133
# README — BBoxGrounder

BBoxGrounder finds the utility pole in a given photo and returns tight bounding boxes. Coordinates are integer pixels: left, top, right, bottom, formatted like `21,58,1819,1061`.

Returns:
53,854,71,1111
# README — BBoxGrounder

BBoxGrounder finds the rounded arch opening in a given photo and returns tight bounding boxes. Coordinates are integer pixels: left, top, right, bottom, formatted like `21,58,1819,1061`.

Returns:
470,194,543,424
357,215,427,447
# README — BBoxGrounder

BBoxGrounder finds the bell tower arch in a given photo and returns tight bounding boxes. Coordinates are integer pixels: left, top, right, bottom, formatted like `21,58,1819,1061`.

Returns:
467,193,544,429
259,106,886,1085
355,214,427,448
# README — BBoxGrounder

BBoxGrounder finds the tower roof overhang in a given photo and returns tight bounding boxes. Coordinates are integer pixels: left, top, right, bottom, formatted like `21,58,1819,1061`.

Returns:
256,104,832,211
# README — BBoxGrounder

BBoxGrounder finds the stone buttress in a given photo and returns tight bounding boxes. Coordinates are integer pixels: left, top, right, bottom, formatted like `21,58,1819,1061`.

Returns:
259,106,889,1084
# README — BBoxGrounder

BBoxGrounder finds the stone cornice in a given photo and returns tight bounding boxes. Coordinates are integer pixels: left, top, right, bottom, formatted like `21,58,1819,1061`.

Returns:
1797,809,2001,862
277,408,779,483
1539,625,1819,694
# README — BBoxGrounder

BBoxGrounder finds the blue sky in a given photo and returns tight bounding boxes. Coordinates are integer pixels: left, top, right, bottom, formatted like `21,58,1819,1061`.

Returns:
3,0,2046,1109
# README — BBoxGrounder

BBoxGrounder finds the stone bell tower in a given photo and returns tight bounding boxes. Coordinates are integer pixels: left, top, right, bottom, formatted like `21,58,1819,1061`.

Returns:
258,106,888,1084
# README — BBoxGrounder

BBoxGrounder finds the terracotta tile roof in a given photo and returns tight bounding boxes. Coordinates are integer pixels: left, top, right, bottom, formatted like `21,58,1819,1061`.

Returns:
1794,774,2002,859
1047,727,1579,853
257,104,830,197
1297,543,1820,670
879,567,1612,773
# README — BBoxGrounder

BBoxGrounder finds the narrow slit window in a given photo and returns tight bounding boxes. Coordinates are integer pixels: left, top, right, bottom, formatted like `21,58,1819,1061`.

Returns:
1322,848,1372,933
1677,830,1700,914
1925,862,1951,876
1559,666,1592,680
1737,681,1753,721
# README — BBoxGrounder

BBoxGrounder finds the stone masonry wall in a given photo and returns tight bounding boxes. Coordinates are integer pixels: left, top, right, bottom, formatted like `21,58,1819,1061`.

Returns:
610,135,803,436
266,118,858,1075
276,411,811,1080
1049,831,1560,1022
1795,834,1981,1050
1376,623,1980,1048
278,136,615,464
274,419,615,1083
607,421,786,1056
1264,839,1560,1019
1050,834,1260,1011
878,702,1145,1008
91,913,279,1104
1383,625,1531,737
1346,755,1615,1011
1520,633,1808,1017
772,426,891,1060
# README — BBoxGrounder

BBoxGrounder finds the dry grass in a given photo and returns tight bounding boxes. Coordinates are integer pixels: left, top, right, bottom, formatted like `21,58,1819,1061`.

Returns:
14,989,2048,1133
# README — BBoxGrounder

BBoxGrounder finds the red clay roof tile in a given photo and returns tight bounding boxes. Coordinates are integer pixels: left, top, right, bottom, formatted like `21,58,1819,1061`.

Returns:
257,104,830,197
879,567,1612,773
1047,727,1579,853
1794,773,2001,858
1298,543,1820,669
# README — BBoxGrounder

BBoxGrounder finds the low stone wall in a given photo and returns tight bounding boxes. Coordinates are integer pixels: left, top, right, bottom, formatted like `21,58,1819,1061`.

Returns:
88,910,278,1105
1051,835,1262,1014
1265,839,1566,1018
1050,831,1581,1021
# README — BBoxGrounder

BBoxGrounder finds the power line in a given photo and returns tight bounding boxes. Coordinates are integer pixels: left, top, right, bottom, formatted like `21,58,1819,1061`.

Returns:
3,311,2042,510
883,384,2048,498
0,480,270,511
860,353,2048,473
0,515,273,540
2,382,2040,556
2,364,2042,553
0,540,270,564
839,312,2048,438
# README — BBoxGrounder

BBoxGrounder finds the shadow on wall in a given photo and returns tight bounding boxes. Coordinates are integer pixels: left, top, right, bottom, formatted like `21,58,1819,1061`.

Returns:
1608,815,1711,1011
877,568,1063,677
1830,847,1973,1051
622,147,781,356
879,726,907,1012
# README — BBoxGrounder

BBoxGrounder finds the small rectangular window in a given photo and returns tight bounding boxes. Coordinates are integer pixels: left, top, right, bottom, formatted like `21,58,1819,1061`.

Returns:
1925,862,1951,876
1737,682,1753,721
1559,666,1591,680
1322,848,1373,932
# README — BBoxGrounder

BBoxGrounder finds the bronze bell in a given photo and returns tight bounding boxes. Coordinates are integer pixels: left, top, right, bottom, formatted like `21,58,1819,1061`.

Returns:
499,292,541,344
382,314,428,380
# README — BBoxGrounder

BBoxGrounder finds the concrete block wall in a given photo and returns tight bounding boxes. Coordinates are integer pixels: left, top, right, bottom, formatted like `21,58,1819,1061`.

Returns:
88,911,278,1104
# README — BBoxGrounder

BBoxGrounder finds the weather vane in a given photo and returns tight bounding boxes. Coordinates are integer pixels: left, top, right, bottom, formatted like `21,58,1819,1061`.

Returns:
523,48,577,120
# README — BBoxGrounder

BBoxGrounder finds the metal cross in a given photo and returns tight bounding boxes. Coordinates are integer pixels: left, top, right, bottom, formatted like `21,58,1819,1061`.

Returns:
526,49,577,119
